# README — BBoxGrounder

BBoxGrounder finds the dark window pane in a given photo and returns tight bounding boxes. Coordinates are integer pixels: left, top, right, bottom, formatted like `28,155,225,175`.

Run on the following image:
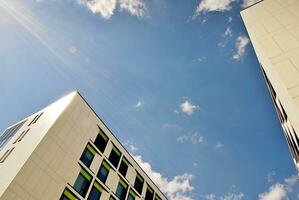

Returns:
109,147,121,168
94,129,108,153
116,181,127,200
128,194,135,200
73,170,91,197
80,147,94,167
119,159,128,177
145,188,154,200
97,162,110,183
134,174,144,194
88,187,102,200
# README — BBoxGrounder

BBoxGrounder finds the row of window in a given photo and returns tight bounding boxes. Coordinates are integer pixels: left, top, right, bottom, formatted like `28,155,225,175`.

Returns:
61,127,163,200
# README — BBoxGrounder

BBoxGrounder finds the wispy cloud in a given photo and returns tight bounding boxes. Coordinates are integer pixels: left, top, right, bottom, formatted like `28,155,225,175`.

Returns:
267,171,276,183
133,155,195,200
134,100,144,108
221,192,244,200
205,192,244,200
258,183,287,200
228,17,233,23
232,35,250,60
258,174,299,200
77,0,147,19
78,0,117,19
119,0,147,18
180,100,199,115
177,132,204,145
215,142,224,150
194,0,234,16
241,0,260,8
223,27,233,38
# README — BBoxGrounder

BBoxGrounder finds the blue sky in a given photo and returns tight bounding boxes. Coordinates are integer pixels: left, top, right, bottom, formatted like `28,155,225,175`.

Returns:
0,0,299,199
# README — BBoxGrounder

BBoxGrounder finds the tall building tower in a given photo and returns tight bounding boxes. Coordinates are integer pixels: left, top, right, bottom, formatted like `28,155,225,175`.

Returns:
0,91,167,200
241,0,299,172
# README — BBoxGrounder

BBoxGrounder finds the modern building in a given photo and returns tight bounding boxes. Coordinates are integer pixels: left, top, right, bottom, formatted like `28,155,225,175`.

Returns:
0,91,167,200
241,0,299,172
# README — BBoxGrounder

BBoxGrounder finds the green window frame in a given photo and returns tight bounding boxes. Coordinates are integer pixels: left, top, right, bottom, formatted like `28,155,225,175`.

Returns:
80,144,96,167
60,188,77,200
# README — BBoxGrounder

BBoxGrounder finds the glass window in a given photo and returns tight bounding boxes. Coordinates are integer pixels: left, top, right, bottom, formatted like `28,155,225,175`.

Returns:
119,158,129,177
80,144,96,167
110,196,117,200
145,186,154,200
97,160,110,183
115,179,128,200
155,194,162,200
127,190,136,200
94,128,108,153
87,182,103,200
60,188,77,200
73,169,92,197
109,146,121,168
134,173,144,194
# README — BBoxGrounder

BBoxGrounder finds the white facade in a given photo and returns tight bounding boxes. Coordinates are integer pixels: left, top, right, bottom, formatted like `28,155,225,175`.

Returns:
241,0,299,172
0,91,167,200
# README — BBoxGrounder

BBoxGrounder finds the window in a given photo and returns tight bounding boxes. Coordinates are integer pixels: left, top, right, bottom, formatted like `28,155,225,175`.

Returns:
73,169,92,197
80,144,96,167
28,112,43,126
97,160,110,184
127,190,137,200
109,146,121,168
13,128,30,144
0,147,15,163
155,195,162,200
94,127,108,153
145,186,154,200
60,188,78,200
87,182,103,200
119,157,129,177
115,179,128,200
0,120,26,150
134,173,144,194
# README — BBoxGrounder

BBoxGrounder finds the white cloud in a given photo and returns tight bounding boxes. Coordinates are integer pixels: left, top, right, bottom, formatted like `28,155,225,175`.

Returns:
129,144,138,153
195,0,234,15
241,0,260,8
205,193,216,200
232,35,250,60
221,192,244,200
228,17,233,23
192,57,207,64
133,155,195,200
258,175,299,200
134,100,144,108
78,0,117,19
181,100,198,115
77,0,147,19
223,27,233,38
119,0,147,18
177,132,204,145
258,183,287,200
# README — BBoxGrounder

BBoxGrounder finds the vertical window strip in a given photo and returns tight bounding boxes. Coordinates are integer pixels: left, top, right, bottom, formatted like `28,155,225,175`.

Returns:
0,147,15,163
63,189,77,200
28,115,39,126
32,112,43,124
